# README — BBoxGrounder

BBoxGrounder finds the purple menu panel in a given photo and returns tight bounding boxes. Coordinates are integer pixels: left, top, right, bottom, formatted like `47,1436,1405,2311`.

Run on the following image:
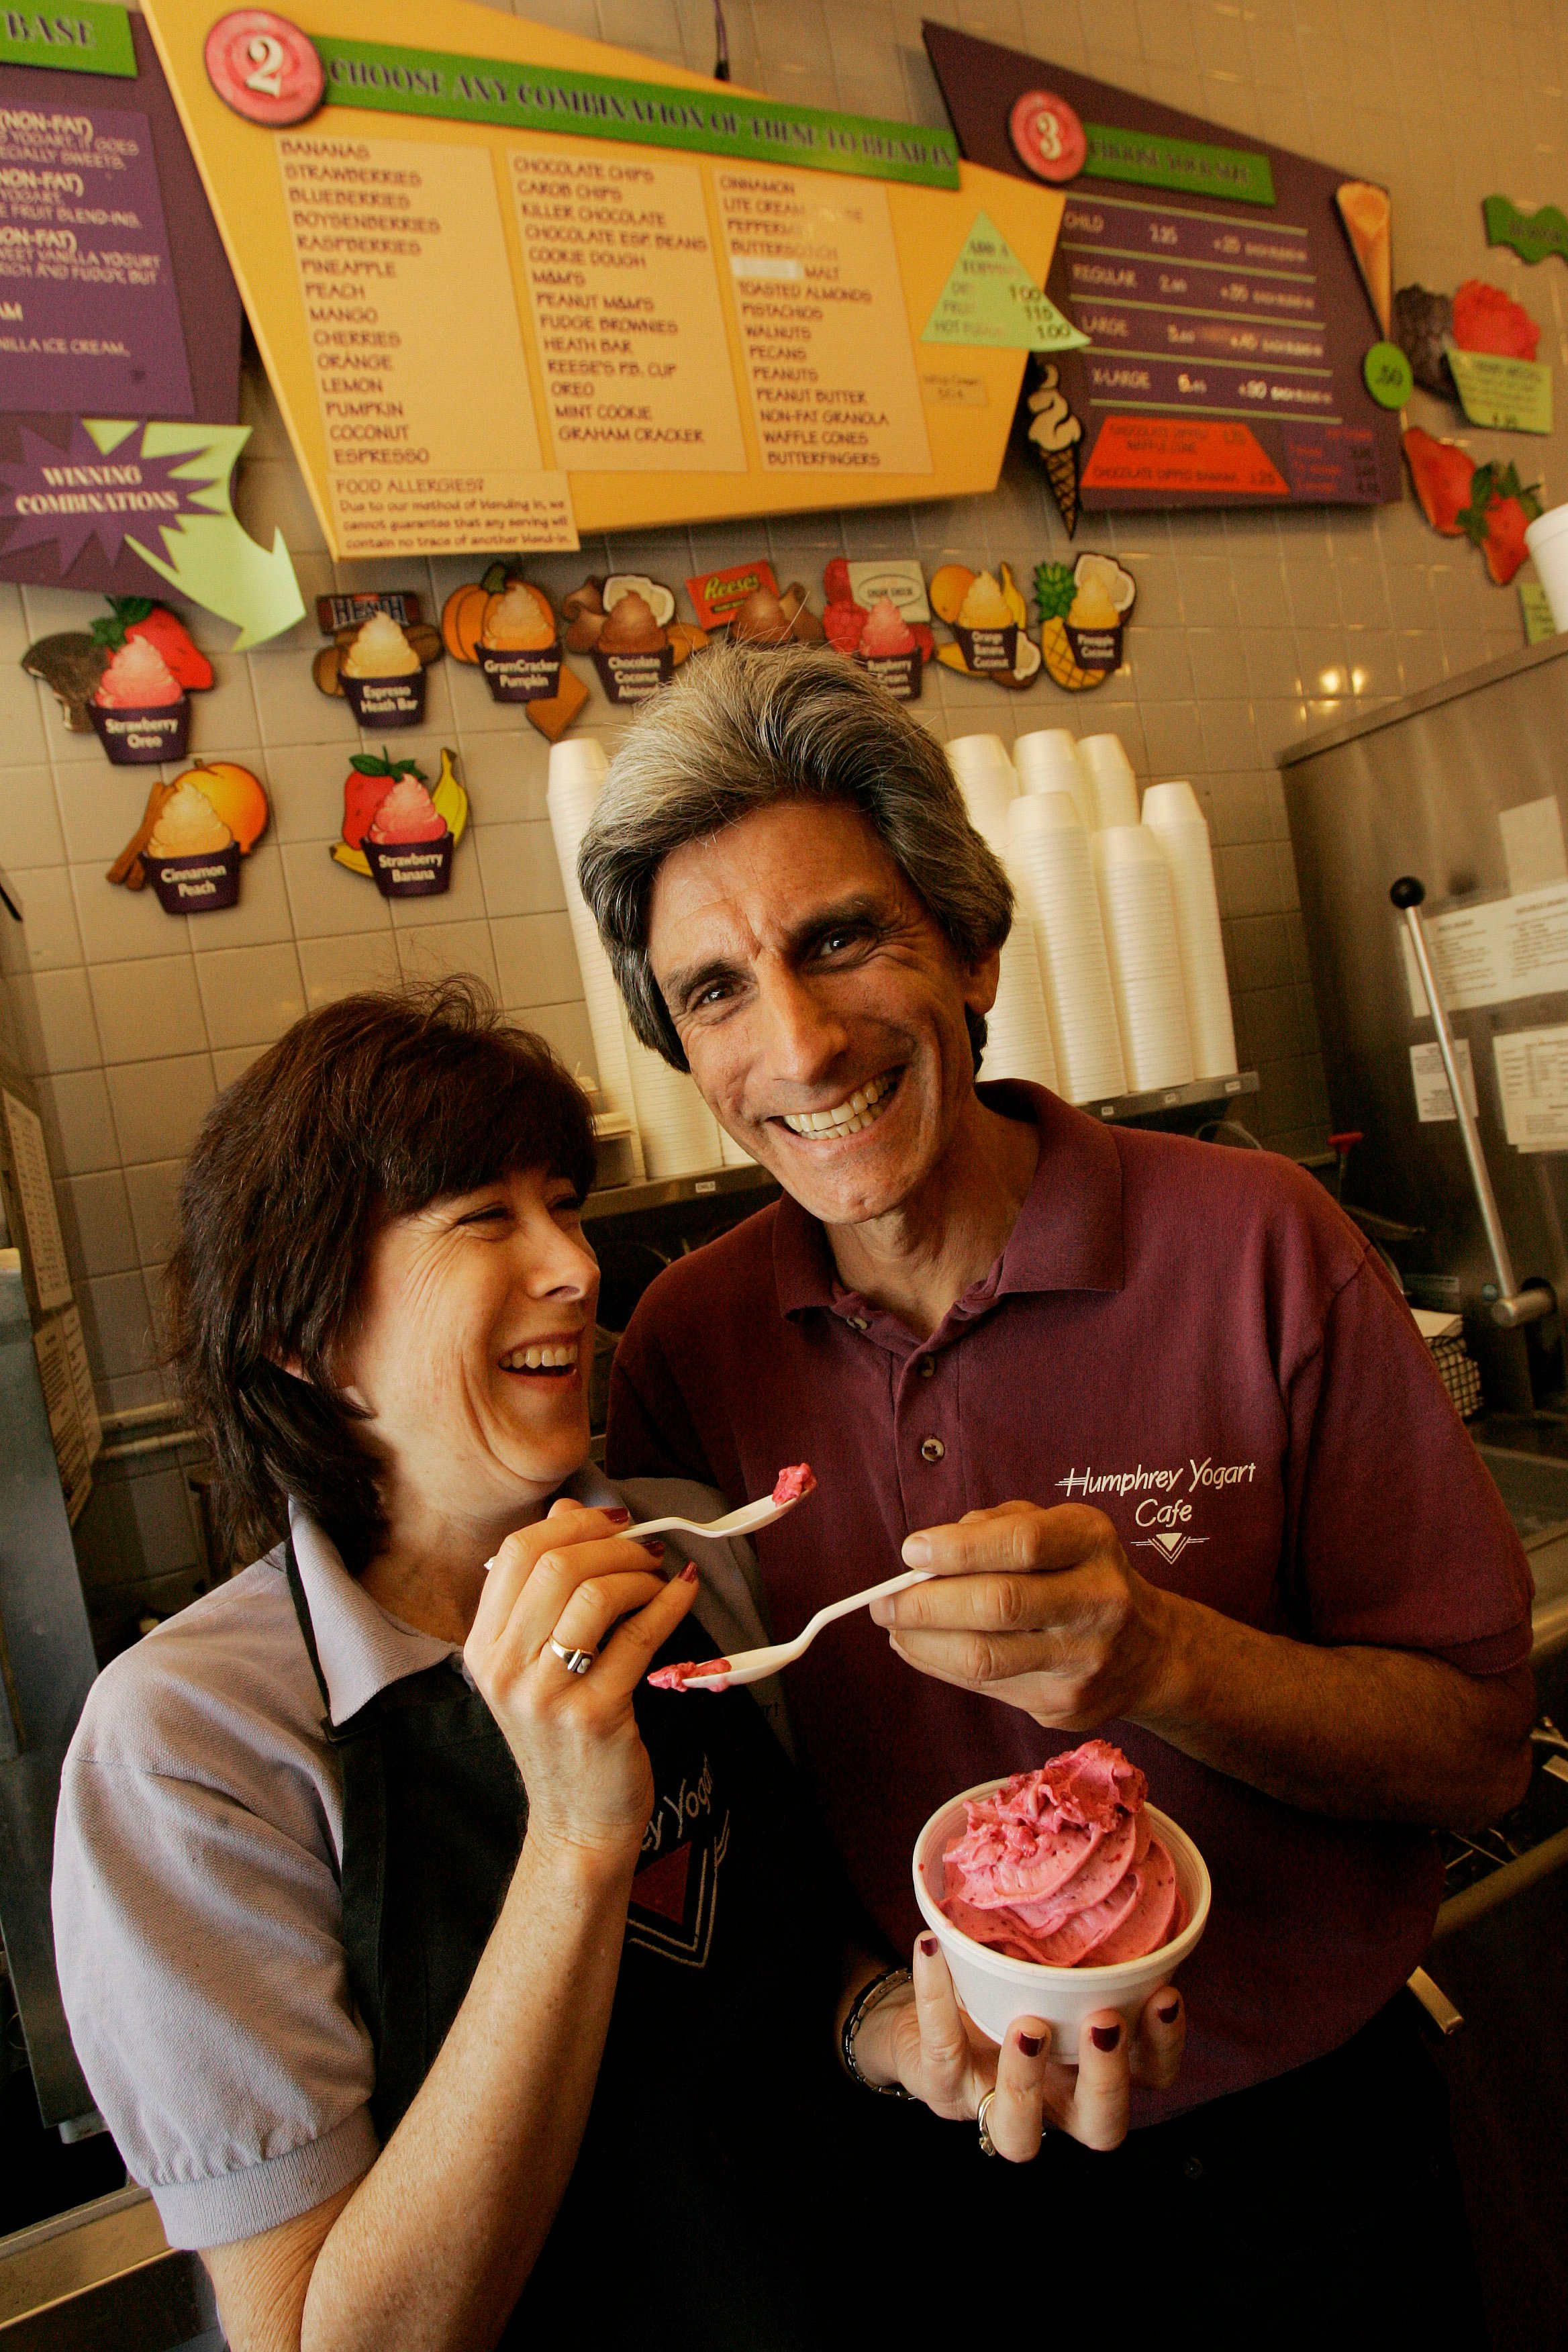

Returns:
0,101,193,417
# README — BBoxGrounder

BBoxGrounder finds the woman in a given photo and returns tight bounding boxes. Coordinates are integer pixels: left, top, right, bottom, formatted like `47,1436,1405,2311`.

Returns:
53,983,1181,2350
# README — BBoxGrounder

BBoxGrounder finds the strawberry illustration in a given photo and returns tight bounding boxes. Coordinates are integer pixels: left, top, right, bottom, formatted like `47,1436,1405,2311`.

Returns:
91,596,213,691
1402,428,1479,536
1451,281,1540,362
342,748,424,849
1459,462,1543,585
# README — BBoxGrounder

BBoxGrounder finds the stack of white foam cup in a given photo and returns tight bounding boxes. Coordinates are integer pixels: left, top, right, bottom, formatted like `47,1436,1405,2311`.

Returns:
1090,824,1195,1093
1013,728,1097,834
1006,791,1128,1103
1077,734,1142,831
1142,781,1238,1081
547,739,722,1180
944,736,1059,1093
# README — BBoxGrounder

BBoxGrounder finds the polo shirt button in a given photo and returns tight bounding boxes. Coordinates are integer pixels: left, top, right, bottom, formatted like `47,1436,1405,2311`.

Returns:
847,1316,869,1332
918,1357,936,1379
920,1436,945,1463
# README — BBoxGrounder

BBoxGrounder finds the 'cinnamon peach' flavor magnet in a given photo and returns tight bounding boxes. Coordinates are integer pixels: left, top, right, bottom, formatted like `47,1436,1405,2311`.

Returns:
106,761,268,915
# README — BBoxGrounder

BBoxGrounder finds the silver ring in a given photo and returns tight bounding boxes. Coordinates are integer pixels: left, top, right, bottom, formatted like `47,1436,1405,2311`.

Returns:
548,1639,595,1676
977,2090,997,2157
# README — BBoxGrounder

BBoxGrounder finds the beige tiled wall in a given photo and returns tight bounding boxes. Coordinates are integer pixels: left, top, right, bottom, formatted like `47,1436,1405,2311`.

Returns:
3,0,1565,1433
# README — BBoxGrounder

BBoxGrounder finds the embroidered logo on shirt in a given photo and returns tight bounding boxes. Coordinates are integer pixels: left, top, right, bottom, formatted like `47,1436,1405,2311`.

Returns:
628,1753,729,1968
1056,1455,1255,1536
1134,1530,1209,1563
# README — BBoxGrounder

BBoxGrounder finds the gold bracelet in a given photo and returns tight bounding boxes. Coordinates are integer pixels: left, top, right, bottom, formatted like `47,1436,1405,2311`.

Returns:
842,1966,915,2098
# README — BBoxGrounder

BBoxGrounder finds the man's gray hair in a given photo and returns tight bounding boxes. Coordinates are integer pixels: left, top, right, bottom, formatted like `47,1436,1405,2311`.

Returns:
577,642,1014,1070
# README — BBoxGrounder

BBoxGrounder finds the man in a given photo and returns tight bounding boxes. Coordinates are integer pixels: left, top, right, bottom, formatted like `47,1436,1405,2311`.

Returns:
579,644,1533,2335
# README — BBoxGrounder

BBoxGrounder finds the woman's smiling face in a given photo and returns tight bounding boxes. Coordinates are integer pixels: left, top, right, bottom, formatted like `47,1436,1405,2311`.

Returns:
338,1164,599,1536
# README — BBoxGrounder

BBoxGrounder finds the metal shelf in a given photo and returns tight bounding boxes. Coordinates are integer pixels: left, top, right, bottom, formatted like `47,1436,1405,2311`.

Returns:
583,1073,1261,1225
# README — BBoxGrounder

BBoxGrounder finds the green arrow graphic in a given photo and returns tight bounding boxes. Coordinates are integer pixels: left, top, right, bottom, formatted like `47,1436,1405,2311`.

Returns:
86,420,307,650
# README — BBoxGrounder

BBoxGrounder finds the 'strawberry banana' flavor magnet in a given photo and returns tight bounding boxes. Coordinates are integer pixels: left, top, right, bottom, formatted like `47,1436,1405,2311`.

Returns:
1034,555,1135,689
930,562,1040,690
333,746,469,898
821,558,933,699
107,761,268,915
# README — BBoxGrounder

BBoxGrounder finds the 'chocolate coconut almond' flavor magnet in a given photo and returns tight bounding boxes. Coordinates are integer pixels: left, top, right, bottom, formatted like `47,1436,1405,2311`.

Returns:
821,558,934,699
333,746,469,898
23,597,214,765
107,761,268,914
1034,554,1136,689
315,609,443,728
563,575,705,704
930,562,1041,689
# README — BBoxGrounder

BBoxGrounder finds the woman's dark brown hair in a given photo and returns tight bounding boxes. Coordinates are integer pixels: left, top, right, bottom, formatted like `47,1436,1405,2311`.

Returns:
166,980,595,1576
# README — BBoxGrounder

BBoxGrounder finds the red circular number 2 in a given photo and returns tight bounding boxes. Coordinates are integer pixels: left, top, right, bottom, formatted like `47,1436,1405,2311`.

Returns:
205,10,324,126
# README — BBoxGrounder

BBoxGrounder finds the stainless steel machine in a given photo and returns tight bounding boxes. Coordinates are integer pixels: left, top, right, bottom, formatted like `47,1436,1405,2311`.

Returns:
1281,636,1568,1420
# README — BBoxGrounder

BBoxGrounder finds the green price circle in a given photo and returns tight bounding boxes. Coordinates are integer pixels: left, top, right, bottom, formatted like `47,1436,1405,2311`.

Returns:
1363,341,1414,409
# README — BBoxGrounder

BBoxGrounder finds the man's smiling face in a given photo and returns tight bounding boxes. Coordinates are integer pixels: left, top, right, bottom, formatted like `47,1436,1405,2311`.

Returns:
646,799,999,1228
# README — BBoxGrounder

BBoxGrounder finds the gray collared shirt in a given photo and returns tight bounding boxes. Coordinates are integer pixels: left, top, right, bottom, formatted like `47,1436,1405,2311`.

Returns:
52,1469,777,2249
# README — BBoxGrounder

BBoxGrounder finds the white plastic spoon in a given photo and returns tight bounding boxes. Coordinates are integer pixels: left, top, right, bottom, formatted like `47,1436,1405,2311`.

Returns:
620,1476,814,1546
647,1567,935,1692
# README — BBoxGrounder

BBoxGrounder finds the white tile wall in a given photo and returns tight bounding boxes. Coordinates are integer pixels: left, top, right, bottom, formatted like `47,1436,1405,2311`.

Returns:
2,0,1564,1398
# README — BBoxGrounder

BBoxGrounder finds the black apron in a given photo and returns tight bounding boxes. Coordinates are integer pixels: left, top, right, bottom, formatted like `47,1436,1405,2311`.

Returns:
285,1537,874,2349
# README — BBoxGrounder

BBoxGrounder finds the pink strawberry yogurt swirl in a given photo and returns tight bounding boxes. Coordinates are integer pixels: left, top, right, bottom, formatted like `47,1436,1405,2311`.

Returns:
939,1739,1183,1967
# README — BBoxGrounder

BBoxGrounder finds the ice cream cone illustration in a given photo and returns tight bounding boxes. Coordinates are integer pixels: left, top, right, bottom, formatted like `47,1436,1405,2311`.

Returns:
1026,363,1084,536
1336,181,1392,338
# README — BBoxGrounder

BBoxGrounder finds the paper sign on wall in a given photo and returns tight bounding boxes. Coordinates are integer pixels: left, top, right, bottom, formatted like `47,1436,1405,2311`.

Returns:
1494,1024,1568,1151
1499,796,1568,896
1410,1038,1477,1124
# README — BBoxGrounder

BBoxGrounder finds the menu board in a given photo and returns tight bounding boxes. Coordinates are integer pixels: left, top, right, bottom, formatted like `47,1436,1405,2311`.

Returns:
925,23,1401,511
0,9,243,594
141,0,1065,556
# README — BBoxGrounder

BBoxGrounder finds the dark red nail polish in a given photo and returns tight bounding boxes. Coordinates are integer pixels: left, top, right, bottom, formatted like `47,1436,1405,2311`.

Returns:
603,1506,632,1523
1090,2024,1121,2053
641,1538,667,1555
679,1562,698,1584
918,1935,938,1958
1018,2032,1043,2057
1157,2001,1180,2025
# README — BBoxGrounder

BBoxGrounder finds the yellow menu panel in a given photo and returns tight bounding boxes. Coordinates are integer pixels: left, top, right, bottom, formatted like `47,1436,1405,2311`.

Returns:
142,0,1065,557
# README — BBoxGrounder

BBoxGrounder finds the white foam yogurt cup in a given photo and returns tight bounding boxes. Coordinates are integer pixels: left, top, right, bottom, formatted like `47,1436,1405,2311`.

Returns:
913,1777,1211,2059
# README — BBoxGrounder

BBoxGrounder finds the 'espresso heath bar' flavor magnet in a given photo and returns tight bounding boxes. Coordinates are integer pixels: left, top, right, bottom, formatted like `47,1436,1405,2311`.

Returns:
315,611,442,727
1034,554,1136,690
23,597,213,764
563,575,705,705
107,761,268,916
334,746,469,898
930,562,1041,690
821,558,934,699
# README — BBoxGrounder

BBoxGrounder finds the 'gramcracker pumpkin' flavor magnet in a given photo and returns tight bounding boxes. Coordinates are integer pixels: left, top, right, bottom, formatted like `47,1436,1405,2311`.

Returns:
563,575,705,703
930,562,1041,689
107,761,268,915
334,746,468,897
314,609,443,727
442,565,562,703
1034,555,1136,689
822,558,933,699
23,597,213,764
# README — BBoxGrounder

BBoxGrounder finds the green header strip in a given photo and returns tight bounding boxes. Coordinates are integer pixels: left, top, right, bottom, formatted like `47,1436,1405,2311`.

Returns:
313,38,960,188
1083,124,1275,207
0,3,136,77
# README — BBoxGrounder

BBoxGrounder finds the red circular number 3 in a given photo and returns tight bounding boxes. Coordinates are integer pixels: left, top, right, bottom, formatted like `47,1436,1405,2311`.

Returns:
205,10,324,126
1008,90,1087,185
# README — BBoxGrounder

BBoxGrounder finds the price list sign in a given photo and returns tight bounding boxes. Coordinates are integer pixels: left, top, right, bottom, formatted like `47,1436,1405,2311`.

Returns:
926,24,1401,512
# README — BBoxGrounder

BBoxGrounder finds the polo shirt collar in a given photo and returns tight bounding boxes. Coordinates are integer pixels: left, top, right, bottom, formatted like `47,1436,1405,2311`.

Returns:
288,1463,625,1728
771,1081,1124,1324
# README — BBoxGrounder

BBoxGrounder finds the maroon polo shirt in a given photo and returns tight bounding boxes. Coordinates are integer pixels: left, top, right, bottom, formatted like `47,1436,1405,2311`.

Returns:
605,1083,1533,2118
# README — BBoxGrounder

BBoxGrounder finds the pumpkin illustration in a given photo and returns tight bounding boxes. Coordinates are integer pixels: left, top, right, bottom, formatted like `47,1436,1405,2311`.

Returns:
442,562,556,663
